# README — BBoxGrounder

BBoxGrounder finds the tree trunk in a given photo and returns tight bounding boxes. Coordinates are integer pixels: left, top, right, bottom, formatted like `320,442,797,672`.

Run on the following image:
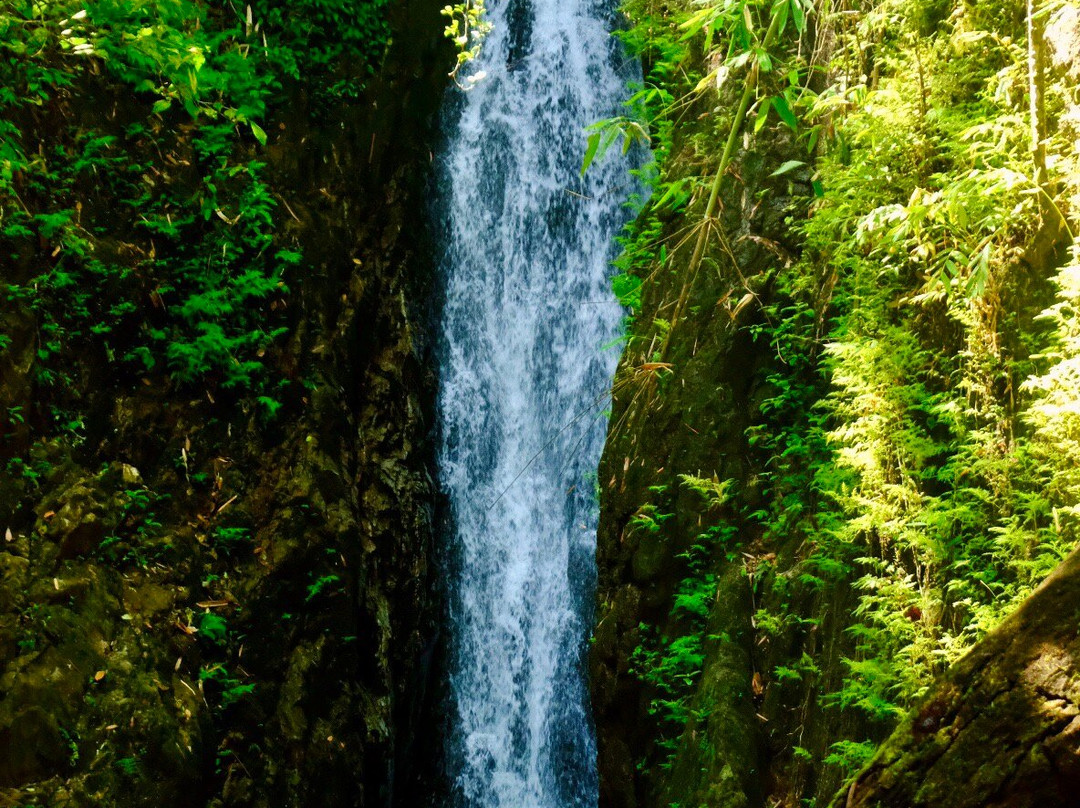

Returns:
836,547,1080,808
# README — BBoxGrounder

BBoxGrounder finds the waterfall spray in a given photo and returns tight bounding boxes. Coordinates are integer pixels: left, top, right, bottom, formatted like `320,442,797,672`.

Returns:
433,0,640,805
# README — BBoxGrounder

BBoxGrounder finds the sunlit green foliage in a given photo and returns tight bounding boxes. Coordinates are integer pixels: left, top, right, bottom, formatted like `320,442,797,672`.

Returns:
610,0,1080,788
441,0,492,86
743,0,1079,779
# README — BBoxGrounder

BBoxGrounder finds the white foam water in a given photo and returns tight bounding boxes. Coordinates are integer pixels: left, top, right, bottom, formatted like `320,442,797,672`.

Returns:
432,0,640,805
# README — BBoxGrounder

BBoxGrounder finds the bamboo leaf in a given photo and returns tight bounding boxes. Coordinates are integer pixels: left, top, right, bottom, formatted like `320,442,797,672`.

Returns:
792,0,806,33
755,97,773,133
773,93,798,131
581,131,601,176
774,0,789,35
770,159,806,177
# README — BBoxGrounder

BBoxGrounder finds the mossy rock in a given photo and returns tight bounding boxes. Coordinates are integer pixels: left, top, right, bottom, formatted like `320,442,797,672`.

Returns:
0,706,69,788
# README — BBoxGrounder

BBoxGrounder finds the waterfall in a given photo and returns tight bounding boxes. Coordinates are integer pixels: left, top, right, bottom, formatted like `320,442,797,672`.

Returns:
432,0,639,805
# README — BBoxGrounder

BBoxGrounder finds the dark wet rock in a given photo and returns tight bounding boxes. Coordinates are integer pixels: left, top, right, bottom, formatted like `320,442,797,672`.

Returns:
0,0,451,804
0,706,69,788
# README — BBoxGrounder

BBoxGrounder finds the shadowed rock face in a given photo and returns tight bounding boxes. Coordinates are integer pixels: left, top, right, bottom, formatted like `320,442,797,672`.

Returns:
589,90,816,808
0,1,451,806
839,546,1080,808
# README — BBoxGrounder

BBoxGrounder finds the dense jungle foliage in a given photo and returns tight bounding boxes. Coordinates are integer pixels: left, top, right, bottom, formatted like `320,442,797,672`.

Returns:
0,0,395,641
596,0,1080,800
4,0,1080,803
0,0,389,433
0,0,451,804
0,0,389,745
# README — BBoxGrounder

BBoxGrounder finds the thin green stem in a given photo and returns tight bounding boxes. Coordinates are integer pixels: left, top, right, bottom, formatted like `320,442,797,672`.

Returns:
664,4,785,353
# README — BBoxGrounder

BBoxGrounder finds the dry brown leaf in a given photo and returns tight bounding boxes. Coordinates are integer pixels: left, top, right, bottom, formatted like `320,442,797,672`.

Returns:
195,600,231,609
215,494,238,514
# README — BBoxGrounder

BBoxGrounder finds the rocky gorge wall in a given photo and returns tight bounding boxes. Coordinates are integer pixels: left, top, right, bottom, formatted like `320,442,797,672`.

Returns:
590,2,1080,807
0,1,451,805
588,94,840,808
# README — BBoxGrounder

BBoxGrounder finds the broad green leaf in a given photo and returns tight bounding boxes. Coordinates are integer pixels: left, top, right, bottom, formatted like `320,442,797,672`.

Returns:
792,0,806,33
755,97,773,133
770,159,806,177
773,93,798,131
581,130,602,176
774,0,789,35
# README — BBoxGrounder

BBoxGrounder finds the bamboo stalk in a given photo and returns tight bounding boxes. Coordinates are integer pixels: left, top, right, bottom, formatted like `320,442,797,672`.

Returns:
665,5,786,350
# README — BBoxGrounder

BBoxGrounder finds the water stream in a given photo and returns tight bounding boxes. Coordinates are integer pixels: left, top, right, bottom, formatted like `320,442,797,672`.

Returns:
433,0,639,805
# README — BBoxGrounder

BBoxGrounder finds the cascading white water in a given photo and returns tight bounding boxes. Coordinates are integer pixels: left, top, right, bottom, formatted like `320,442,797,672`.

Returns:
433,0,639,805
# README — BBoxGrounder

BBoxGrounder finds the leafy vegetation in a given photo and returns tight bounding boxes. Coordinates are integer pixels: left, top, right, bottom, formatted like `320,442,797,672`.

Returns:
0,0,393,440
599,0,1080,795
441,0,492,86
744,0,1078,766
0,1,401,803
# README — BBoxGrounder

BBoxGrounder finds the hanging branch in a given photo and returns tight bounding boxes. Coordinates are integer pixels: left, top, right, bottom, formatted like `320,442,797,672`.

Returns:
663,0,795,353
1027,0,1051,218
